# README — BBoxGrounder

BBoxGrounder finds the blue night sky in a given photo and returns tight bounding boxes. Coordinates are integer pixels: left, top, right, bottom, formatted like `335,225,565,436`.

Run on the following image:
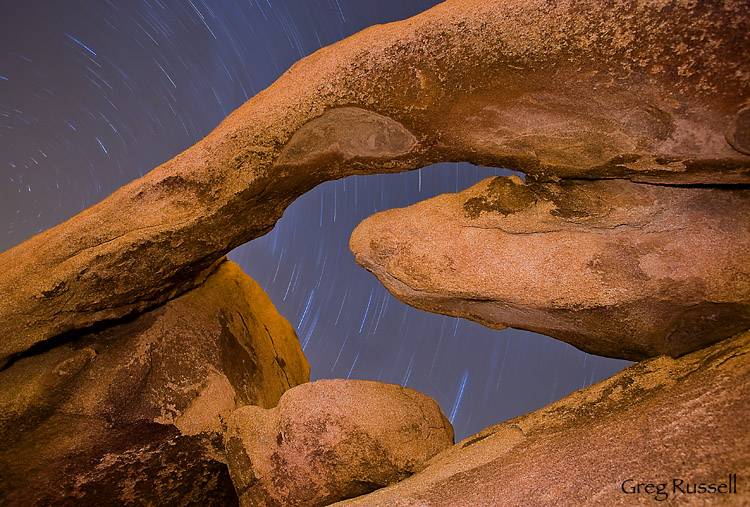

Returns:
0,0,629,440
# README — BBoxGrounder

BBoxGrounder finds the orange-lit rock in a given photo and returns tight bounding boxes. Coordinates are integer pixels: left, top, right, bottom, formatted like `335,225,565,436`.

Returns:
225,379,453,507
0,261,308,505
351,176,750,360
2,0,748,367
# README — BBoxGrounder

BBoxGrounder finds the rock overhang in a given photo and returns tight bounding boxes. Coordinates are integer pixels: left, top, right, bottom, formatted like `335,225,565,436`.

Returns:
350,175,750,360
1,0,748,366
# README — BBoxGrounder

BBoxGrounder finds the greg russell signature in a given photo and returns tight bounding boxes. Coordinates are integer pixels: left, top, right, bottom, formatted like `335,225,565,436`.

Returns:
621,474,738,502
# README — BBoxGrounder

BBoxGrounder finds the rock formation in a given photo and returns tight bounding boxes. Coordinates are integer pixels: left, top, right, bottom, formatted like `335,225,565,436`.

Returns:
225,379,453,507
0,261,309,505
333,329,750,506
1,0,749,504
1,0,748,368
351,175,750,360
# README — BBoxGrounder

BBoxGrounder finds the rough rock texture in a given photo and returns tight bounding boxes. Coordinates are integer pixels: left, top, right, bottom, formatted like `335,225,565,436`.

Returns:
2,0,748,367
0,260,309,506
334,330,750,506
225,379,454,507
351,176,750,361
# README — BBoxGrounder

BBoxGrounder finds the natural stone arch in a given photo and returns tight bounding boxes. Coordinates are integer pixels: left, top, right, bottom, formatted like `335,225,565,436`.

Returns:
1,0,748,367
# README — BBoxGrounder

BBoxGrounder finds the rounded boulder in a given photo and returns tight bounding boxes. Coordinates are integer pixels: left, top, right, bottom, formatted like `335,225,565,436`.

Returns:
225,379,454,507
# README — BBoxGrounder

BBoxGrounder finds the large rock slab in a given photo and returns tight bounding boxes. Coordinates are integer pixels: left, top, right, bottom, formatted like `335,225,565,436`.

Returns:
334,329,750,506
0,260,309,505
351,176,750,360
225,379,454,507
2,0,748,367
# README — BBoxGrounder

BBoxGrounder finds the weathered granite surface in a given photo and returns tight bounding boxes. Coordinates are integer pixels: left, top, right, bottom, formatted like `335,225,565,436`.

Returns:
2,0,748,367
335,330,750,506
351,175,750,360
1,1,748,502
0,261,308,505
225,379,453,507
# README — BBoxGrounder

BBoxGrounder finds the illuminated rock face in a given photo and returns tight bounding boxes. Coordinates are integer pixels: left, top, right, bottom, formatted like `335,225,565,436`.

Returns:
334,330,750,507
1,0,748,368
225,379,453,507
0,0,748,504
351,176,750,360
0,261,309,506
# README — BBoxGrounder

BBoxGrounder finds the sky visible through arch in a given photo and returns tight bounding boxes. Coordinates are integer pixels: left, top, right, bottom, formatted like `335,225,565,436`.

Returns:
0,0,629,440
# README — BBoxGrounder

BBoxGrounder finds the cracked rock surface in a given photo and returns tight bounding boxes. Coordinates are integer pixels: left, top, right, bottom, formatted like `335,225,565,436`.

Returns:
334,329,750,506
1,0,748,367
351,176,750,360
225,379,453,507
0,260,308,505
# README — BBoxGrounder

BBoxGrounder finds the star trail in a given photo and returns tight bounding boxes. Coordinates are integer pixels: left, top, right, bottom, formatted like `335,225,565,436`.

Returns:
0,0,629,440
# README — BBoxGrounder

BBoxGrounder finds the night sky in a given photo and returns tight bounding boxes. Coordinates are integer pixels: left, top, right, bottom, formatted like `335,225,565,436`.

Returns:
1,0,629,440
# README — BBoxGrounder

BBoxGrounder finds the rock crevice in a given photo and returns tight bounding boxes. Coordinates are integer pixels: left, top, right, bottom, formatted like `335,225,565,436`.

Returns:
334,330,750,506
0,261,309,505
